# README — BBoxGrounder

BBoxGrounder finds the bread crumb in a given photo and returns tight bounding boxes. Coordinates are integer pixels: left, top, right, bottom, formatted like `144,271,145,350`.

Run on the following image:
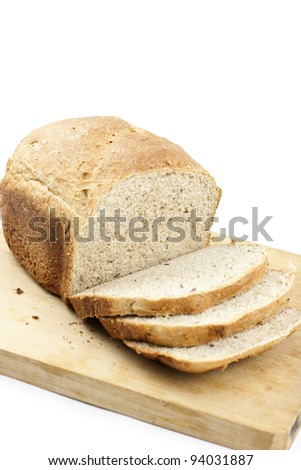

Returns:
25,322,29,325
190,288,197,293
16,288,24,295
32,315,39,320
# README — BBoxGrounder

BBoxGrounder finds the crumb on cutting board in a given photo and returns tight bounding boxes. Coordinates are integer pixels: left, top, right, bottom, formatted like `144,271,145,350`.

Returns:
32,315,39,320
16,288,24,295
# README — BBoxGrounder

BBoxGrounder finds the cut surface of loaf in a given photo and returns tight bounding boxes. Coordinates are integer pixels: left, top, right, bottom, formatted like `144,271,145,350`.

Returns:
124,307,301,373
2,117,221,300
100,270,294,346
70,244,268,318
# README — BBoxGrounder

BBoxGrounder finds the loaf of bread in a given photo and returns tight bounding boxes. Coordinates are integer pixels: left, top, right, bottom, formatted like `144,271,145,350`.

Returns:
4,117,299,375
2,117,221,301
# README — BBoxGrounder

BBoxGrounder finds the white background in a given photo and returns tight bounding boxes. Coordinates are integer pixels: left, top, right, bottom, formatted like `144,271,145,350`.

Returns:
0,0,301,467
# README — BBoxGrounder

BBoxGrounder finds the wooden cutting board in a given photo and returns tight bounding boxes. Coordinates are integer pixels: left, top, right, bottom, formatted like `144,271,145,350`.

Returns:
0,230,301,450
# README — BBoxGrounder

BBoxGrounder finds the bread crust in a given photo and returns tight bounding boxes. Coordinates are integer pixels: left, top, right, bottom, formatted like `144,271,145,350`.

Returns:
70,252,268,318
99,272,293,346
2,117,221,300
2,180,74,298
124,314,301,373
136,338,281,373
3,116,220,217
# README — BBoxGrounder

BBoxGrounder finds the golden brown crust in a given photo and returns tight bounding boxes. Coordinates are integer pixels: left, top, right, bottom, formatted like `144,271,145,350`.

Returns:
5,117,219,217
70,253,269,318
124,329,298,374
2,179,74,299
2,117,221,300
99,281,292,346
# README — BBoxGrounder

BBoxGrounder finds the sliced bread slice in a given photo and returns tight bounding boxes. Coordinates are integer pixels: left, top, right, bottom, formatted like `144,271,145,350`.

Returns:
124,307,301,373
100,270,294,346
70,243,268,318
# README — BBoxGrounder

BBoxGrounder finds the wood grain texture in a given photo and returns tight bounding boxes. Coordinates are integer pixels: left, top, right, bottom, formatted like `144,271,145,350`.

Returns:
0,180,2,217
0,230,301,450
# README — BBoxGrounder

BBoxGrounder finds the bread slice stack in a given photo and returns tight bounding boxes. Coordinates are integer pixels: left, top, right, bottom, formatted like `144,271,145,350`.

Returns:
70,243,301,373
